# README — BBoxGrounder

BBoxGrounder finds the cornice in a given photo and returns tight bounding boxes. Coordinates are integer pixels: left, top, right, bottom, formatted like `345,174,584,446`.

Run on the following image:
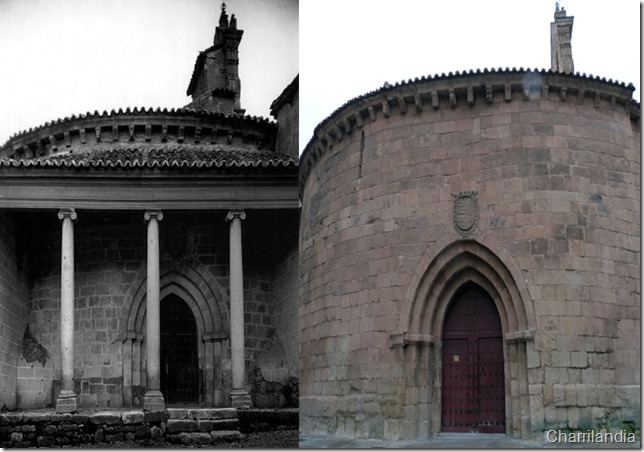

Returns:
2,107,277,160
300,68,640,191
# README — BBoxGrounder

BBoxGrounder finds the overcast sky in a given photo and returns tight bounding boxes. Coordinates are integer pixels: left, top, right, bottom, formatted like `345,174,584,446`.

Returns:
0,0,298,146
300,0,641,153
0,0,639,153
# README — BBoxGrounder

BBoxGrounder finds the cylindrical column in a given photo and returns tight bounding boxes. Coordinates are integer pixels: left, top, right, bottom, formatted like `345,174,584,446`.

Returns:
56,208,78,413
226,209,251,408
143,210,165,411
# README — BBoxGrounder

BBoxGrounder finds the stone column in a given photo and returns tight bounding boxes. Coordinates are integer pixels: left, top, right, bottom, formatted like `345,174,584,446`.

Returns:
122,331,136,407
143,210,165,410
226,209,251,408
56,208,78,413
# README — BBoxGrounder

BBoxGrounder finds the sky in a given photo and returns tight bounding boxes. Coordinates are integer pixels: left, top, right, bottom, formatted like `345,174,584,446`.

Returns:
0,0,639,153
0,0,298,146
300,0,641,153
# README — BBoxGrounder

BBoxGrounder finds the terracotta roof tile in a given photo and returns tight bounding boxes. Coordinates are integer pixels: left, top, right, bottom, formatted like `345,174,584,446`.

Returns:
0,146,297,170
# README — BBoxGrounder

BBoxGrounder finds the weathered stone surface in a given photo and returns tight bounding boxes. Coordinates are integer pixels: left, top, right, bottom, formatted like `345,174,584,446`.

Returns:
3,413,24,423
150,425,162,439
134,425,151,439
50,413,73,422
299,64,640,440
23,412,50,423
89,411,121,425
167,432,213,445
189,408,237,420
144,410,169,423
210,430,243,441
166,419,197,433
122,410,144,425
167,408,189,420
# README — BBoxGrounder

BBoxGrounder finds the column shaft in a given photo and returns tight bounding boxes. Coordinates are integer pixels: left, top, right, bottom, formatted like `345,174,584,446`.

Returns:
230,214,244,389
56,208,77,413
227,210,251,408
143,210,164,410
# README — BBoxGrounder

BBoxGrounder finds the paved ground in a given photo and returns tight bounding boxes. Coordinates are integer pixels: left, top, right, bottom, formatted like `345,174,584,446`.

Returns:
299,432,641,449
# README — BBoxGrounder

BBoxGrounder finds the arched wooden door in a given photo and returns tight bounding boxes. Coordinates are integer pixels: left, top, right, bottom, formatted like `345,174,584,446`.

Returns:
441,282,505,433
160,294,199,404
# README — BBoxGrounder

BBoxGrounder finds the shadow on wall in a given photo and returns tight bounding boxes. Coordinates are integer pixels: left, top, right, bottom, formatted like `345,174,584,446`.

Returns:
252,367,298,408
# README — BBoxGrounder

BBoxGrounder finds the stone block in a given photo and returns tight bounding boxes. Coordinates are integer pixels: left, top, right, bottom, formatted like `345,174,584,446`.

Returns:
197,420,214,432
134,425,151,439
551,350,570,367
384,419,401,440
553,384,565,407
166,419,197,433
575,384,587,407
89,411,121,425
144,410,169,423
23,412,50,423
527,351,540,368
3,413,24,423
210,430,242,442
150,425,162,439
564,384,576,406
122,410,144,424
10,432,23,442
167,408,190,420
597,385,616,408
50,413,73,422
73,414,89,423
570,350,587,368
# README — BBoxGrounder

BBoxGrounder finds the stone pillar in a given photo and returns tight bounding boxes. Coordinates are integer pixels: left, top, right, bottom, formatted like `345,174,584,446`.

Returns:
122,331,136,407
226,209,251,408
56,208,78,413
143,210,165,411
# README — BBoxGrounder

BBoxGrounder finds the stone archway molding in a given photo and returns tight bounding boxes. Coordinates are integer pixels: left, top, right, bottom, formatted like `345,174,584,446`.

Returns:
393,232,536,345
121,262,230,407
392,234,537,439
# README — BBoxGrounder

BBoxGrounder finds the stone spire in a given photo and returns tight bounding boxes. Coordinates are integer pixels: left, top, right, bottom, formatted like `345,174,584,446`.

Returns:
185,2,245,115
550,4,574,74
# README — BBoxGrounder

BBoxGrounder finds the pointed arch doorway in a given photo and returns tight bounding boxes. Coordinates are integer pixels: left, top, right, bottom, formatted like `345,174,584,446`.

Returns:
160,294,199,404
441,282,505,433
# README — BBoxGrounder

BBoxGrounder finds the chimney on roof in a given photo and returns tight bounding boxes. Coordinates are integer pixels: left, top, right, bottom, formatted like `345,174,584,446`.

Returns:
550,4,574,73
185,2,245,115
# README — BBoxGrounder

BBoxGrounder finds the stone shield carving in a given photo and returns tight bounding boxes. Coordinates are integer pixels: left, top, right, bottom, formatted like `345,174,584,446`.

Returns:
453,191,479,237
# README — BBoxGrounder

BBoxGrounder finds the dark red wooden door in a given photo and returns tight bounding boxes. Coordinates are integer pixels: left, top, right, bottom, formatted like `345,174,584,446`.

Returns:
441,283,505,433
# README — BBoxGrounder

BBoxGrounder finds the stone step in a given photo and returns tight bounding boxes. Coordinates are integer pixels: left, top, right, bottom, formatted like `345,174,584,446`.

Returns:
166,408,237,420
166,418,239,433
166,430,242,445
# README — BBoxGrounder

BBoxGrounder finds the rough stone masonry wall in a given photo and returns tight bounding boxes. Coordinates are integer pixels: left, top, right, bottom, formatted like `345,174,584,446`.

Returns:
271,248,299,379
299,79,640,439
0,409,169,447
16,211,280,409
0,211,29,409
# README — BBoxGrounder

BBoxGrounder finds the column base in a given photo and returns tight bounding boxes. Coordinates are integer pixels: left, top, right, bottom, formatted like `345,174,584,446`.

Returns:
143,390,165,411
55,390,78,413
230,389,252,409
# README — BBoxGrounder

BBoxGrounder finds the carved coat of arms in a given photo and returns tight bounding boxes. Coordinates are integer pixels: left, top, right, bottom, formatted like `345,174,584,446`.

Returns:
452,191,479,237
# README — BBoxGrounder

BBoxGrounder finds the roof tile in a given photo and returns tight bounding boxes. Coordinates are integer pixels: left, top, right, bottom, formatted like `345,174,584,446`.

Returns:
0,146,297,170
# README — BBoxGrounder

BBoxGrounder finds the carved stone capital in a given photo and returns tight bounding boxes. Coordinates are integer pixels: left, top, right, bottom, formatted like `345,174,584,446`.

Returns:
226,209,246,222
57,208,77,221
144,210,164,222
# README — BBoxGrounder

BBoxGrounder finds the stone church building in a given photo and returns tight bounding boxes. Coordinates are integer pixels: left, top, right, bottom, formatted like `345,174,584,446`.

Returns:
299,7,640,440
0,4,299,412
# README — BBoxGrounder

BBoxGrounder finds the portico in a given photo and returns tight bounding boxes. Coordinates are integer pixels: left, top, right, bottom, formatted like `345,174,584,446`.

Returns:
0,115,299,411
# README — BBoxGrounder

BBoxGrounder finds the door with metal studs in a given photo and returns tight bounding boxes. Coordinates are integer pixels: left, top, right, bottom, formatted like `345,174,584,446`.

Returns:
441,282,506,433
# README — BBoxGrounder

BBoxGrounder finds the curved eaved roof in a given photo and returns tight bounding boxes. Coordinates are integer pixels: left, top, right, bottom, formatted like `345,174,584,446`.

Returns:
0,146,297,170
